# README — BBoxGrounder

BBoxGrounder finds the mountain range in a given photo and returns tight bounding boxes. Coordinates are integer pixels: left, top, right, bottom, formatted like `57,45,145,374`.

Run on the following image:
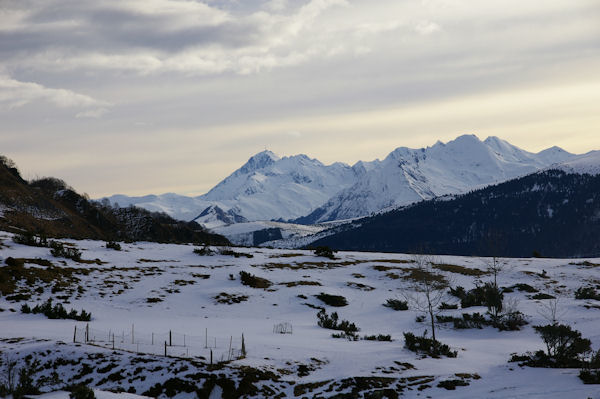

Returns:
105,135,576,226
312,151,600,257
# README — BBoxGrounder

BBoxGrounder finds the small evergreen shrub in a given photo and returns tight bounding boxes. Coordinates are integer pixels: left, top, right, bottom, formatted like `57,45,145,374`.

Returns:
21,299,91,321
219,248,253,258
439,302,458,310
575,286,600,300
449,283,503,313
239,271,272,289
313,246,336,260
69,385,96,399
363,334,392,341
13,232,48,247
193,245,214,256
403,332,457,358
383,298,408,311
315,293,348,307
514,324,591,368
50,241,81,261
105,241,121,251
317,310,359,334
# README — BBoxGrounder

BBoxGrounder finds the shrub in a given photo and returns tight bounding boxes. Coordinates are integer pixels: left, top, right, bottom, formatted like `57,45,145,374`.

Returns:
439,302,458,310
69,385,96,399
383,298,408,311
219,248,253,258
313,246,336,260
315,293,348,307
21,299,91,321
580,350,600,384
105,241,121,251
317,310,359,334
363,334,392,341
496,310,528,331
437,313,489,329
533,324,591,367
50,241,81,261
239,271,272,289
403,332,457,358
575,286,600,300
449,283,503,314
12,232,48,247
193,246,214,256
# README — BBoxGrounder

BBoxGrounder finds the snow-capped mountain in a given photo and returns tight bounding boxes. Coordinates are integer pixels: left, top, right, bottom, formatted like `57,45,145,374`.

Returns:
104,135,576,226
552,150,600,176
295,135,575,223
104,150,359,226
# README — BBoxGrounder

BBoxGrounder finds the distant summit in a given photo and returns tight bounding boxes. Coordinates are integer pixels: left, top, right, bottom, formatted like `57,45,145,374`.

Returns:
104,135,577,226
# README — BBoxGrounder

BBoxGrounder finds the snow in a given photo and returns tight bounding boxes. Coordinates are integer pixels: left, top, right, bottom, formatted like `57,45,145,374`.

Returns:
552,150,600,176
101,135,576,226
1,231,600,397
302,135,576,223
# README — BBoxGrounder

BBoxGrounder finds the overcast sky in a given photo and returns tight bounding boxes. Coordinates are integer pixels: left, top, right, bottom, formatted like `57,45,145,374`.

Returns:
1,0,599,197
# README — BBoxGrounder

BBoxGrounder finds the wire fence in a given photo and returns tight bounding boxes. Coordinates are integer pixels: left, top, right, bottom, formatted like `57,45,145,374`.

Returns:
73,324,246,363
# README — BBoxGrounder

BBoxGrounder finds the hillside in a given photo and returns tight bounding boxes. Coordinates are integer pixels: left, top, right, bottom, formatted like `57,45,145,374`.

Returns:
312,169,600,257
0,157,228,245
1,235,599,398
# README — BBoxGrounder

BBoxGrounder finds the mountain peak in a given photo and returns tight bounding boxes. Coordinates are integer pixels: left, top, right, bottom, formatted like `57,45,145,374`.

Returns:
238,150,280,175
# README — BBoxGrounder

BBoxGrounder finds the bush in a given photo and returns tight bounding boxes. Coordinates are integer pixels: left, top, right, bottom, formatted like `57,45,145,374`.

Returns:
12,232,48,247
496,311,528,331
219,248,253,258
317,310,359,334
533,324,591,367
579,369,600,384
50,241,81,261
437,313,489,329
239,271,272,289
316,293,348,307
21,299,91,321
403,332,457,358
314,246,336,260
193,246,214,256
439,302,458,310
449,283,503,314
105,241,121,251
363,334,392,341
575,286,600,300
383,298,408,311
69,385,95,399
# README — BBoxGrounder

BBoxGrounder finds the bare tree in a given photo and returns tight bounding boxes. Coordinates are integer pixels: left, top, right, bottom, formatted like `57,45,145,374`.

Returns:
538,298,567,326
402,253,450,345
0,353,18,394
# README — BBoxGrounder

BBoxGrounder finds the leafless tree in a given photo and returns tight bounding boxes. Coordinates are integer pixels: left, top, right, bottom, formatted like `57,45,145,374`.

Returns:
0,353,18,393
538,298,567,325
402,253,450,345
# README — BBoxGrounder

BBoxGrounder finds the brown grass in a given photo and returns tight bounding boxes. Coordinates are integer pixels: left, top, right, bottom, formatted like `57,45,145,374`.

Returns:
433,263,487,277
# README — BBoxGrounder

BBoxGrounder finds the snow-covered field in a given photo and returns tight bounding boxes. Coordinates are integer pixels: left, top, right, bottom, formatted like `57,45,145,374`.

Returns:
1,231,599,398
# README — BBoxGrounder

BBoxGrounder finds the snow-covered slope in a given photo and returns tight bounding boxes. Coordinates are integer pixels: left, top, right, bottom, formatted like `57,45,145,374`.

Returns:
2,232,600,398
104,135,575,226
552,150,600,175
297,135,574,223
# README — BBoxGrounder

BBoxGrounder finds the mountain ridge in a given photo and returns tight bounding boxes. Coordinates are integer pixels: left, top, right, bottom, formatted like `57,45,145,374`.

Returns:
103,135,576,226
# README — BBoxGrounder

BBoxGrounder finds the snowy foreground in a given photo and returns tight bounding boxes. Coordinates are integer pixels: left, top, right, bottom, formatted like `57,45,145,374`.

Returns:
1,231,599,398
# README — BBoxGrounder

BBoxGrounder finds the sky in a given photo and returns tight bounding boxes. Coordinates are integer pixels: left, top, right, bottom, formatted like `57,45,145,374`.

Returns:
1,0,599,197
